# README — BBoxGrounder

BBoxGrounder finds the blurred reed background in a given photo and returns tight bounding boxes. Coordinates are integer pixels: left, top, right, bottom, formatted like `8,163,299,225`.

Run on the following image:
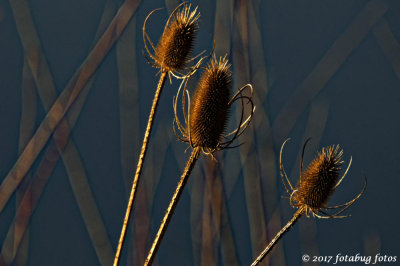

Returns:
0,0,400,265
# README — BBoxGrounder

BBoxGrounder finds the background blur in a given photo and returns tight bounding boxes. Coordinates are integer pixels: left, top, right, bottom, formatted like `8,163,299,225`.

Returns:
1,0,399,265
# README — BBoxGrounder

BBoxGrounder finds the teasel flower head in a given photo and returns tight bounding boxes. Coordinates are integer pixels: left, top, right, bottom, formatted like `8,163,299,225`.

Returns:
173,55,255,157
279,139,366,218
250,141,367,265
293,145,343,213
143,3,202,78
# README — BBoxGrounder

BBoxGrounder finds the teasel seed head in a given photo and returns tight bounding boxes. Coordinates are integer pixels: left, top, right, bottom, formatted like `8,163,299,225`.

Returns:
280,139,366,220
144,3,199,74
292,145,343,213
189,56,232,150
173,54,254,157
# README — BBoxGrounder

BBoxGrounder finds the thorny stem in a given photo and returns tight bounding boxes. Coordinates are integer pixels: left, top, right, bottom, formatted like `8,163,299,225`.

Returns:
145,148,201,266
251,208,304,266
114,71,168,266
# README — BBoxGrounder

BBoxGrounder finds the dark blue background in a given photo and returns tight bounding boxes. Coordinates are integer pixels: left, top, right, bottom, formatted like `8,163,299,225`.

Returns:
0,0,399,265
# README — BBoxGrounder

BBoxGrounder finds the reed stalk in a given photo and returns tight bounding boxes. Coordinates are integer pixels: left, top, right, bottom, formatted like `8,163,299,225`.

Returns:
0,0,139,214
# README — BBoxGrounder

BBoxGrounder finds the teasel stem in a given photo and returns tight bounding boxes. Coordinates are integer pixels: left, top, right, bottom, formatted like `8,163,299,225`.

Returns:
251,208,304,266
114,71,168,266
145,148,201,266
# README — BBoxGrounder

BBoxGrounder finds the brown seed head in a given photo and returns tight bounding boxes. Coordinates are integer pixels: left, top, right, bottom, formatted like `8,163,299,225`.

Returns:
155,4,199,72
189,56,232,151
293,145,343,212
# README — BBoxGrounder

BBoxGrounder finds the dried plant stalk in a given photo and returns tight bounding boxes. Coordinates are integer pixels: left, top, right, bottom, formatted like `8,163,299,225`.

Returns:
251,208,303,266
251,141,366,265
145,149,200,266
113,4,200,265
145,56,254,265
114,71,167,266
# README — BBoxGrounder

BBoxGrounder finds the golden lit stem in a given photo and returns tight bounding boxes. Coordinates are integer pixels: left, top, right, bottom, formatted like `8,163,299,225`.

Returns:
251,208,304,266
145,148,200,266
114,71,168,266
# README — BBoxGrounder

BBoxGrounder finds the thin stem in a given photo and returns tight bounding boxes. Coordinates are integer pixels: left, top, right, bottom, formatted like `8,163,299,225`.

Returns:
114,71,168,266
251,208,304,266
145,148,201,266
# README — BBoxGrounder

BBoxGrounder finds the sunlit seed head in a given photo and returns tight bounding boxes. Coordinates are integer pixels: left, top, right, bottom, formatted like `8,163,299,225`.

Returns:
189,56,232,150
293,145,343,211
155,4,199,72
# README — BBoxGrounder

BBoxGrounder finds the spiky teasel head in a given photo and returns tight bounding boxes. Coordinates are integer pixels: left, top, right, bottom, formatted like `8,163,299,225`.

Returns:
173,55,255,156
292,145,343,214
189,56,231,151
279,139,366,218
143,3,200,76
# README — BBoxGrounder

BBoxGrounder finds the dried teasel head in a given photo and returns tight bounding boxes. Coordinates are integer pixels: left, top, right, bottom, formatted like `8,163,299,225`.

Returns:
173,55,255,156
292,145,343,213
143,3,200,76
279,139,366,218
189,56,231,150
